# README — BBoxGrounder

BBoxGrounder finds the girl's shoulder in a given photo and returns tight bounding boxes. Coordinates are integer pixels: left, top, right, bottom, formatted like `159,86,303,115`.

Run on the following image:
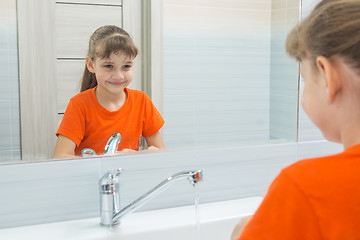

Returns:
126,88,146,96
282,144,360,185
71,88,95,102
126,88,149,101
67,88,96,109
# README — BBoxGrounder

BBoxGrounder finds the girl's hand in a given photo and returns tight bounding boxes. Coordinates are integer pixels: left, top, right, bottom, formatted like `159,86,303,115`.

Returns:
141,146,164,153
117,145,163,155
147,146,160,151
120,148,137,154
230,215,252,240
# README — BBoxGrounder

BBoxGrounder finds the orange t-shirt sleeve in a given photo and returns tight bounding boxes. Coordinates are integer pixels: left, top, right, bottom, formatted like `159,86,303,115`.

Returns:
56,98,85,147
141,93,165,137
238,171,322,240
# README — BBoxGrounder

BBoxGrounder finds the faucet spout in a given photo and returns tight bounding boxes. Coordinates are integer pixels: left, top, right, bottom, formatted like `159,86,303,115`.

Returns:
81,133,121,157
99,169,203,226
112,170,203,223
104,133,121,155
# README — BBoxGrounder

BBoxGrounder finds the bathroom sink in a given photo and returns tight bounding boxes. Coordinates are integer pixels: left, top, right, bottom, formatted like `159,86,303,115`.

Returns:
0,197,262,240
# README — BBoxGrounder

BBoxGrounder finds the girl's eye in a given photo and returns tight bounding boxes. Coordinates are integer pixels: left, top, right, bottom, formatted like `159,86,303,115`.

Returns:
123,65,132,70
104,65,113,69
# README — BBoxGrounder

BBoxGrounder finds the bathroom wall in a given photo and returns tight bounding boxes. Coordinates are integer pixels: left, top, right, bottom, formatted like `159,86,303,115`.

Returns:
0,0,344,230
0,139,341,229
162,0,301,149
269,0,299,140
0,0,21,162
297,0,324,141
162,0,272,149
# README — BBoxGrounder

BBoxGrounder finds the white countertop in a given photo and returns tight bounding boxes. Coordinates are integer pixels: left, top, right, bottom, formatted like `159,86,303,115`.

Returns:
0,197,262,240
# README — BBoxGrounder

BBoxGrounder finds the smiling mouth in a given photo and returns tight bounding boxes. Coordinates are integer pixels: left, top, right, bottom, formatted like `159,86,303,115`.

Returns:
108,81,126,86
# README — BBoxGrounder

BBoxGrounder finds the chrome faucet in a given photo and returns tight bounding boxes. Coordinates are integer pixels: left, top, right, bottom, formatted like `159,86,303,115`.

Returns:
104,133,121,155
81,133,121,157
99,169,204,226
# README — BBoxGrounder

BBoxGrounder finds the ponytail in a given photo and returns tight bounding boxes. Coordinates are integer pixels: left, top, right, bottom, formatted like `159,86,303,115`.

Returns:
80,65,97,92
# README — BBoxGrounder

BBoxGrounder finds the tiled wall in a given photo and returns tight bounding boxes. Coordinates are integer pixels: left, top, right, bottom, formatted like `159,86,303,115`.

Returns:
163,0,272,149
162,0,301,149
0,140,342,229
297,0,323,141
0,0,21,162
0,143,296,228
269,0,300,141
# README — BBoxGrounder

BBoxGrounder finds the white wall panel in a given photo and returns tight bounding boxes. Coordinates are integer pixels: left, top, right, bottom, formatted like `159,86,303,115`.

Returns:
164,0,271,10
0,0,20,162
56,60,85,113
0,142,298,229
163,1,272,149
56,0,122,5
269,2,299,141
296,0,324,142
56,3,122,58
17,0,58,161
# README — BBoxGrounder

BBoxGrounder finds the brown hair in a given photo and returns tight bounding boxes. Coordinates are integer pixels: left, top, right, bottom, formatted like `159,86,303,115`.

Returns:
80,25,138,92
286,0,360,70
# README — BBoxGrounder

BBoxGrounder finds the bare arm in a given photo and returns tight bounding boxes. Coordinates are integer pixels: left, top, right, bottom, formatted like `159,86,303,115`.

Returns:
144,131,164,149
53,134,79,159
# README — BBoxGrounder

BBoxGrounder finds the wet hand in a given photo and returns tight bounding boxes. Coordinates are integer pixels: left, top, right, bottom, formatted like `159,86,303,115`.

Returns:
120,148,137,154
230,215,252,240
147,146,160,151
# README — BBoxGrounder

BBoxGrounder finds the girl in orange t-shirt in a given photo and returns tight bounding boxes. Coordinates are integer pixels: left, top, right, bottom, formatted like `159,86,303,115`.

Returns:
53,25,164,159
232,0,360,239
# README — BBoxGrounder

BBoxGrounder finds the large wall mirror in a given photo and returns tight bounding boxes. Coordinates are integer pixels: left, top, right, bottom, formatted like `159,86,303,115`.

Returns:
0,0,300,164
162,0,300,149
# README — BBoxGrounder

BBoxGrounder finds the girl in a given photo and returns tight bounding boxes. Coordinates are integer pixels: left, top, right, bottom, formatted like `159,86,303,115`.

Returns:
53,25,164,159
232,0,360,239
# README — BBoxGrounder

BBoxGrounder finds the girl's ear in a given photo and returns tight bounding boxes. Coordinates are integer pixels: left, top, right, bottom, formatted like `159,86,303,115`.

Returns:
316,56,341,102
86,56,95,73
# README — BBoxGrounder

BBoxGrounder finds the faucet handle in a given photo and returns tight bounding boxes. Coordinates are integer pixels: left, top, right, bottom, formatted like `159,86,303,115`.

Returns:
99,168,123,194
99,169,123,226
81,148,97,157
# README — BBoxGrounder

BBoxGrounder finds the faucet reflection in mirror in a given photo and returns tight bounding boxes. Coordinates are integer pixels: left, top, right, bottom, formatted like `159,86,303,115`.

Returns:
81,133,121,157
99,169,204,226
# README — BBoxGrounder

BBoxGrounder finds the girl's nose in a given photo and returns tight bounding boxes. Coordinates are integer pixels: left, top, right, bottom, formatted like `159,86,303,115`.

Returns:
113,70,125,79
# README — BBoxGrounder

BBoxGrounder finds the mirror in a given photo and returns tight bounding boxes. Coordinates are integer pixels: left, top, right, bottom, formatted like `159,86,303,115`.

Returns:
0,0,300,164
162,0,300,149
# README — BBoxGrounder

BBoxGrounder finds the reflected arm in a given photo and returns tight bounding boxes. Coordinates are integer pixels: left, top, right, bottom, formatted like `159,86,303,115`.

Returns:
52,134,79,159
144,131,164,149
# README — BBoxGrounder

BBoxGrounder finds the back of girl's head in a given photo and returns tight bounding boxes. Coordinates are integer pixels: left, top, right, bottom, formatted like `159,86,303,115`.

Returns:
80,25,138,92
286,0,360,71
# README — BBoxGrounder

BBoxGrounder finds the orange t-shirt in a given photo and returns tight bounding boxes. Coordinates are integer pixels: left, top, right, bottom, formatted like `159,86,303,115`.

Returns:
239,143,360,239
56,87,164,156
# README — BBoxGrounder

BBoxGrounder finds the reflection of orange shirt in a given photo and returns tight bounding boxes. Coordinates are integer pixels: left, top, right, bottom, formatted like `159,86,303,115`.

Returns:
239,144,360,239
56,87,164,156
